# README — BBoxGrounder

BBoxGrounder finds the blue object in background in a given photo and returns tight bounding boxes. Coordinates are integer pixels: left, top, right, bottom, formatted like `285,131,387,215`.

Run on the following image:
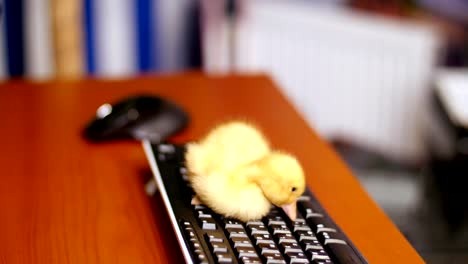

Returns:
136,0,158,72
83,0,96,75
4,0,24,77
187,0,202,68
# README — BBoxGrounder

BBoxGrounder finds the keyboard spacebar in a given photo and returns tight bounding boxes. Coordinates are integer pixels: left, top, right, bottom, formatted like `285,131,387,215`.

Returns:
324,239,363,264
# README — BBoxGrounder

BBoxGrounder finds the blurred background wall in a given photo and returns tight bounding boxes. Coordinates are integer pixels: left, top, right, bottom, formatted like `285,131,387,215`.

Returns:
1,0,466,165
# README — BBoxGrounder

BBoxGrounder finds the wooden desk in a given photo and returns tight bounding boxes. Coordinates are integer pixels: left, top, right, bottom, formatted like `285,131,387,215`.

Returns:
0,74,423,263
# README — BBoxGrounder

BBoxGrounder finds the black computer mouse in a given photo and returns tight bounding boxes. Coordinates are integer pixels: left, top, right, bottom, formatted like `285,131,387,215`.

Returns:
83,95,189,143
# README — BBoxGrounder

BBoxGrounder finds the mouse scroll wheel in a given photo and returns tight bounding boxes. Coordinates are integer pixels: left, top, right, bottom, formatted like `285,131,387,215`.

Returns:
127,108,140,121
96,103,113,119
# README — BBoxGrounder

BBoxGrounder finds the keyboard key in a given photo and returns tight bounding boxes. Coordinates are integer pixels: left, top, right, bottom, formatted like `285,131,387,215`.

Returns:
198,213,213,219
246,222,269,236
180,167,190,182
179,166,188,175
299,235,317,242
292,217,314,237
181,220,210,263
284,247,303,254
297,196,310,202
195,208,214,218
304,216,331,233
279,241,305,262
211,243,228,253
263,209,285,222
192,241,202,249
205,234,224,243
256,239,276,246
325,238,347,245
157,144,176,161
316,227,336,234
298,202,325,220
158,144,175,154
239,255,262,264
252,233,274,242
262,250,286,263
234,241,255,251
304,246,329,262
194,207,210,215
225,219,243,225
216,254,234,263
294,225,312,233
261,248,282,255
290,258,309,263
246,220,264,226
237,251,260,263
229,232,249,239
204,233,228,254
315,224,348,245
293,217,307,224
194,204,208,210
273,229,292,236
324,239,364,263
285,252,308,263
225,219,250,242
237,249,259,257
305,244,324,251
311,254,331,261
247,222,267,229
230,234,251,241
197,253,209,264
305,210,324,219
226,223,244,230
278,238,297,244
266,260,286,264
300,237,324,256
251,229,270,236
199,218,217,230
268,220,287,226
257,240,278,254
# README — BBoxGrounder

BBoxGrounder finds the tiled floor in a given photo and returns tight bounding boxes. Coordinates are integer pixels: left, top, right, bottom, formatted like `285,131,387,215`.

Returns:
332,141,468,264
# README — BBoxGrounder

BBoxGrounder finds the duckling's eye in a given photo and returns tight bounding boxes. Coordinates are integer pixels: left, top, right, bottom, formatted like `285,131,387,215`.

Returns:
291,187,297,192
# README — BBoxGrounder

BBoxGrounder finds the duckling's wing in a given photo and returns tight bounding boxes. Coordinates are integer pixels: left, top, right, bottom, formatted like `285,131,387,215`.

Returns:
190,170,271,222
189,122,270,175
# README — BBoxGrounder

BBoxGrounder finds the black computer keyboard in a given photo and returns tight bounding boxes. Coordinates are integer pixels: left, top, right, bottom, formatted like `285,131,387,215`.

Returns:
142,141,368,264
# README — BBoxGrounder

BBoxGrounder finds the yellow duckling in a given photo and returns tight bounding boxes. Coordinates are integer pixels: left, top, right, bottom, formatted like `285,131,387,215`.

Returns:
185,121,305,222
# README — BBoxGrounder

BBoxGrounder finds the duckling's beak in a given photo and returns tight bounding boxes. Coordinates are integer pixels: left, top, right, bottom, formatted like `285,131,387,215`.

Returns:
281,202,297,221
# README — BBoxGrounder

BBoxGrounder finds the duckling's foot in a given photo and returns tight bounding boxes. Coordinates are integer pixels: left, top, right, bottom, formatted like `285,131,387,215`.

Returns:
191,196,202,205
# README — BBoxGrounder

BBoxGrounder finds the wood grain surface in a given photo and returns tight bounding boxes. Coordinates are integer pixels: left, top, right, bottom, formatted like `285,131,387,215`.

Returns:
0,73,424,263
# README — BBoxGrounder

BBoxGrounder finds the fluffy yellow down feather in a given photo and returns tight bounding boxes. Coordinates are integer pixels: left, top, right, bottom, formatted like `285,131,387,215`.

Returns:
185,121,305,222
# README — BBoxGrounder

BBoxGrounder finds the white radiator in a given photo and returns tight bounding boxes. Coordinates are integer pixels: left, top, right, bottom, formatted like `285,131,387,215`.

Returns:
202,0,443,163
